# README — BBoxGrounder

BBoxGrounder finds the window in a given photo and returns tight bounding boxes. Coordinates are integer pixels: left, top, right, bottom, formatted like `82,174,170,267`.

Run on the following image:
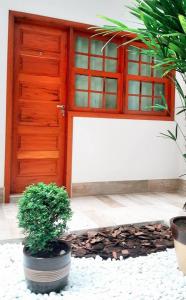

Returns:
72,34,121,112
70,32,174,120
125,45,169,115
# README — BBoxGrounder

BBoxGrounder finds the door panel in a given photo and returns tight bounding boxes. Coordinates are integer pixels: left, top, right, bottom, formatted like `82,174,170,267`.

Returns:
11,23,67,193
19,82,60,102
20,55,60,76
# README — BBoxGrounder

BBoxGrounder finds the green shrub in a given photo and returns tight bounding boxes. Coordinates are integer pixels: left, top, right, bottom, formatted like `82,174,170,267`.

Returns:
17,183,72,255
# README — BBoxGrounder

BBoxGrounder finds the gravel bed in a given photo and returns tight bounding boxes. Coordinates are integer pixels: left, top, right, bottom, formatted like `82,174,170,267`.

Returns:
0,243,186,300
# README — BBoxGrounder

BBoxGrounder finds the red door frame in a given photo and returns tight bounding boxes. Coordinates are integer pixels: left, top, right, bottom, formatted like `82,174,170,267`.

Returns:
4,11,88,203
4,11,175,203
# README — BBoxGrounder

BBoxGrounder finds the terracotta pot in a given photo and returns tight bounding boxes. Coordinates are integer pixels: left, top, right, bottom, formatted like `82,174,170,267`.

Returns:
23,240,71,294
170,216,186,275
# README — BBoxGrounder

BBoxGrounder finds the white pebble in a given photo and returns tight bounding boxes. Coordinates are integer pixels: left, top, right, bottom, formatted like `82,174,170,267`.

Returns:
0,243,185,299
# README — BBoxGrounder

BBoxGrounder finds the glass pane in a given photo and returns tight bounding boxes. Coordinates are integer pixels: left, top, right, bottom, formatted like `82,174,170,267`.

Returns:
154,83,164,96
75,91,88,107
91,77,103,91
76,37,88,53
154,56,163,77
105,59,117,72
141,97,152,111
128,46,139,61
154,56,161,64
128,80,140,94
128,96,139,110
142,82,152,95
91,39,104,55
75,75,88,90
154,67,163,77
141,53,152,63
105,78,117,92
154,98,165,111
105,42,117,58
140,64,151,77
75,54,88,68
90,57,103,70
90,93,102,108
105,94,117,108
128,62,139,75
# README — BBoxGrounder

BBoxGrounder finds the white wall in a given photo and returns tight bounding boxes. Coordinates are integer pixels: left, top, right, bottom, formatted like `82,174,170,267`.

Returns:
72,118,179,182
0,0,180,187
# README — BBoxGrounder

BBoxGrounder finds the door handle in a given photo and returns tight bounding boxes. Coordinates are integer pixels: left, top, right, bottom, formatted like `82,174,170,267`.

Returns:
57,104,65,117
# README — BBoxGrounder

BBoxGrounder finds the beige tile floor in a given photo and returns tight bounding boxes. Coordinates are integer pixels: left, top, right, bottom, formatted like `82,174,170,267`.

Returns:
0,192,186,241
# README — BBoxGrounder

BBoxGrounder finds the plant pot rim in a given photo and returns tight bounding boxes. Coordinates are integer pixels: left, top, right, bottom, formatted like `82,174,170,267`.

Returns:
170,216,186,245
23,239,71,260
170,216,186,228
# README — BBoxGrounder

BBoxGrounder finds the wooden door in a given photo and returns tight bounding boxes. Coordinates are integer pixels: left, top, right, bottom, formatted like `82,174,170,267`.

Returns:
11,23,67,193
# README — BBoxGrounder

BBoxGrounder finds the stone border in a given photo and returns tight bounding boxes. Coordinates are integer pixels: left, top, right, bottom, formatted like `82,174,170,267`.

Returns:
0,220,165,244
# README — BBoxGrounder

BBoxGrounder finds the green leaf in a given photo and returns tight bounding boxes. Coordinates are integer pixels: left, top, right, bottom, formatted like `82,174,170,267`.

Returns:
98,15,128,29
177,108,186,115
151,104,166,111
167,130,177,141
179,14,186,33
175,123,178,139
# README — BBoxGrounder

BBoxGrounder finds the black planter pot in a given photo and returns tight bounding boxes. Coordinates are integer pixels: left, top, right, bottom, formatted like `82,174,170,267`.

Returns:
23,240,71,294
170,216,186,275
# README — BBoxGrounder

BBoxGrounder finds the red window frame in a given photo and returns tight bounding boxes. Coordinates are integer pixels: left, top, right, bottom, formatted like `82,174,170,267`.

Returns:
124,42,171,116
69,30,175,120
69,31,123,113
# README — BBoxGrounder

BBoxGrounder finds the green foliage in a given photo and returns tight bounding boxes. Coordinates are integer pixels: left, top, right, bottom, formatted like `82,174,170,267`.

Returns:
17,183,72,255
160,124,178,141
95,0,186,74
94,0,186,162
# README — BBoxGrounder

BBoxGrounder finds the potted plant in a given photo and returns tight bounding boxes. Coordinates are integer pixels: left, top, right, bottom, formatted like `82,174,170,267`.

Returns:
17,182,72,294
170,216,186,275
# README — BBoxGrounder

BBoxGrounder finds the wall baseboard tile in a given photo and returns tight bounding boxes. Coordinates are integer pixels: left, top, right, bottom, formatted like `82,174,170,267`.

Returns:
72,179,180,197
0,188,4,203
3,179,185,202
178,180,186,195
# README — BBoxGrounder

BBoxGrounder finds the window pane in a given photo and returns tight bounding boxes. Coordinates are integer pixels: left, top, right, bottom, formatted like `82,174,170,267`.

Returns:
142,82,152,95
141,97,152,111
105,78,117,92
154,83,164,96
105,42,117,58
76,37,88,53
105,59,117,72
154,56,161,64
90,57,103,70
105,94,117,108
128,96,139,110
128,46,139,61
75,75,88,90
154,56,163,77
91,40,103,55
129,80,140,94
90,93,102,108
75,54,88,68
141,53,152,63
75,91,88,107
91,77,103,91
141,64,151,77
154,67,163,77
128,62,139,75
154,98,165,111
